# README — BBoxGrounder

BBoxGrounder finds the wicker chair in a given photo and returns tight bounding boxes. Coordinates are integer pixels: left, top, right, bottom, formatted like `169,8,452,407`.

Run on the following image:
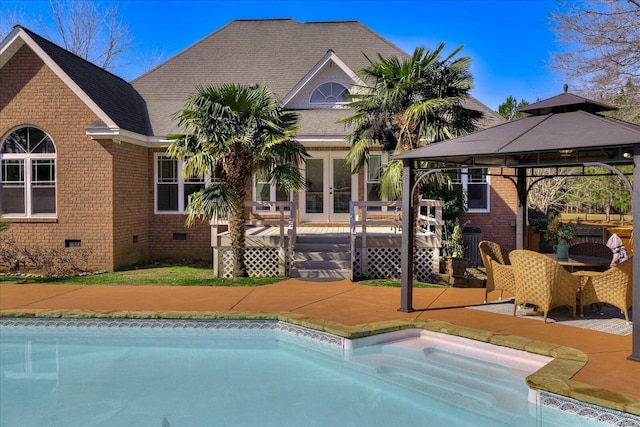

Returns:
569,242,613,265
573,257,633,322
509,250,579,323
478,240,515,302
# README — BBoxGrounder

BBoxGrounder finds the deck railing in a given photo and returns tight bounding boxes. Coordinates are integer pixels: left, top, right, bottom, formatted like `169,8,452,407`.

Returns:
349,199,444,281
210,201,296,277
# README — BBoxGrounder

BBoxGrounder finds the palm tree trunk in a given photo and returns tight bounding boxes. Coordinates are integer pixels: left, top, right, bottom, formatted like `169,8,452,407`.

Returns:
229,203,247,277
226,149,253,278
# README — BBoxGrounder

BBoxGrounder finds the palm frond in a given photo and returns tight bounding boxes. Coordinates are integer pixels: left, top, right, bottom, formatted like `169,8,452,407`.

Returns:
380,160,403,201
345,137,370,173
184,182,238,226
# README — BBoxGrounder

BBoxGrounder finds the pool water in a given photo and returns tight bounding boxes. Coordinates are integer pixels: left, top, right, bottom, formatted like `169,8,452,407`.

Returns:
0,320,610,426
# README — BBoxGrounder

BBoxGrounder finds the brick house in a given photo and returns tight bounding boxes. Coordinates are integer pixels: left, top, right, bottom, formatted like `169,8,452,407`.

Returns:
0,19,511,272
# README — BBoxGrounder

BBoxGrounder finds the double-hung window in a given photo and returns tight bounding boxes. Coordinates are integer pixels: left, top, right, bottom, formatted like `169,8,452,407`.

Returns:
155,154,207,213
254,170,290,212
1,127,56,217
451,168,490,212
364,153,394,212
365,154,382,211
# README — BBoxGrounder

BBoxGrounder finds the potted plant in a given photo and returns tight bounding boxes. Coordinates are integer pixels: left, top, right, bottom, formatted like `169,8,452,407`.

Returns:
442,219,470,277
544,218,576,260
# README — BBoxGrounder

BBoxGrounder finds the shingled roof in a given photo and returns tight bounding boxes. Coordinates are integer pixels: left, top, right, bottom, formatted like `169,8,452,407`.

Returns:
18,26,151,136
132,19,503,137
3,21,502,140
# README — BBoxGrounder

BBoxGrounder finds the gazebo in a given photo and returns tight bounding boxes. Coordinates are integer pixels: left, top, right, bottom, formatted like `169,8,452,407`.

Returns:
394,91,640,362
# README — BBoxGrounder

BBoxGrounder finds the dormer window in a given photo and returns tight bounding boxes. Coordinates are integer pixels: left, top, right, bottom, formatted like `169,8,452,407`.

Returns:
310,82,350,104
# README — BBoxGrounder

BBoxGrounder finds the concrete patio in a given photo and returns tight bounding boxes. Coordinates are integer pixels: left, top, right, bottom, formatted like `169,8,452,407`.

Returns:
1,279,638,417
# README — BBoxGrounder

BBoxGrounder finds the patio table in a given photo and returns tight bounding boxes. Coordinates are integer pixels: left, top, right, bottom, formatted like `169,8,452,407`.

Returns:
542,253,611,272
541,254,611,318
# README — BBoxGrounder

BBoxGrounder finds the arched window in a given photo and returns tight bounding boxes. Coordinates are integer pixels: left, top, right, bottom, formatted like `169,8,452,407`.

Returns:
1,126,57,216
310,82,350,104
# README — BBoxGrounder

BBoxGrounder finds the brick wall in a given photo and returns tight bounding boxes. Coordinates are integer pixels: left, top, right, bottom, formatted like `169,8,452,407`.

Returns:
108,140,150,268
147,149,212,262
0,46,116,270
462,168,518,251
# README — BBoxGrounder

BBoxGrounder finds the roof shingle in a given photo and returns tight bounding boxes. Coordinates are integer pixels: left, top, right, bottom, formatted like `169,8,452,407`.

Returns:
132,19,502,136
21,27,151,135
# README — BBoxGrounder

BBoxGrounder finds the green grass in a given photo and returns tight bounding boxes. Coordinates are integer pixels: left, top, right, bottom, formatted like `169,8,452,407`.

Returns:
0,262,444,288
0,262,285,286
560,213,633,225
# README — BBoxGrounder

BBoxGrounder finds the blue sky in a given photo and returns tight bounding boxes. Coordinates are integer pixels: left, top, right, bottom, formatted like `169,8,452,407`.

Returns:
4,0,563,111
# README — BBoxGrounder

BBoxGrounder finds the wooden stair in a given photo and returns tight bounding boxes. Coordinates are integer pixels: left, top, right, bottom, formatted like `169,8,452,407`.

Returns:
291,234,351,280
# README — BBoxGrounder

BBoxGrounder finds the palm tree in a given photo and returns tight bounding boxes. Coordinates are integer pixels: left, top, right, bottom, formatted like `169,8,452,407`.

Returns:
168,83,308,277
342,44,482,200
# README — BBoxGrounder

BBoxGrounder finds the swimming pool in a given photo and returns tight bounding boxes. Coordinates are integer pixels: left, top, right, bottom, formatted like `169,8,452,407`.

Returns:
0,319,634,426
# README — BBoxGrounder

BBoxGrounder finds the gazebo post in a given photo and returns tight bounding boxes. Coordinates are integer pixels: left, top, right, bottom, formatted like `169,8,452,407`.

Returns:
630,145,640,362
516,168,528,249
399,159,415,312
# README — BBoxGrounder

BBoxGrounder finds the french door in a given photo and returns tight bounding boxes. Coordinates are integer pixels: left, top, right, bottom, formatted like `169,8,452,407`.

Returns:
301,152,355,222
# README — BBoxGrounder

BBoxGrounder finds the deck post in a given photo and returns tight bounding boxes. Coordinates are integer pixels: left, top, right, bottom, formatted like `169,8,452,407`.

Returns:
399,160,415,312
360,205,368,277
629,145,640,362
211,221,220,278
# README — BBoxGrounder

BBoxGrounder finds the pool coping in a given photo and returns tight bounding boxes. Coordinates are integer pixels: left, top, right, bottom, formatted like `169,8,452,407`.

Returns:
1,307,639,418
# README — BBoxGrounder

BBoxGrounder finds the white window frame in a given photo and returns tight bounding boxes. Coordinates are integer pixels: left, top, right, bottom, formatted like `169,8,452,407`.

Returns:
364,152,392,212
154,153,210,214
452,168,490,213
1,126,57,218
252,171,292,213
309,81,350,106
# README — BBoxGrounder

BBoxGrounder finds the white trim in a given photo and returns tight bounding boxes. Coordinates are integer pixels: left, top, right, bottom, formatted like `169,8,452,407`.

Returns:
85,127,170,147
0,29,25,69
252,172,292,213
1,125,57,218
364,152,391,212
0,28,172,148
301,152,357,222
309,81,350,105
457,167,490,213
294,136,349,148
1,28,118,129
154,153,180,214
280,50,365,108
154,153,210,215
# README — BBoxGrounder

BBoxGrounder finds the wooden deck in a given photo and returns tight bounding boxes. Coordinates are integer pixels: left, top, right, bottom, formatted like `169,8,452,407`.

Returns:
211,200,444,279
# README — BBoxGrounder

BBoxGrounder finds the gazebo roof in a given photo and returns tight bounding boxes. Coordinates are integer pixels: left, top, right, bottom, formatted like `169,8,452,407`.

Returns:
394,93,640,168
518,92,616,115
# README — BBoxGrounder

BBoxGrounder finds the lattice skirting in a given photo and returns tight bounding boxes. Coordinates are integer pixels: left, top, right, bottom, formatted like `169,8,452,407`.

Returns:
219,248,287,278
353,247,438,282
218,246,437,280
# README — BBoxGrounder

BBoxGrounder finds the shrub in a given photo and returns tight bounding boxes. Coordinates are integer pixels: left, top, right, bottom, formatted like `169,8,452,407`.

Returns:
0,236,93,276
528,207,558,229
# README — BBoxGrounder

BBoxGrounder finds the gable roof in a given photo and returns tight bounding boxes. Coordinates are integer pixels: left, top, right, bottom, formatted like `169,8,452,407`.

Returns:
133,19,503,137
279,49,366,107
132,19,405,136
0,26,151,136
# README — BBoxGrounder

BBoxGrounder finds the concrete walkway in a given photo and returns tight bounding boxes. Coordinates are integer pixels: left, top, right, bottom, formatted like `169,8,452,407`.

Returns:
1,279,638,409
